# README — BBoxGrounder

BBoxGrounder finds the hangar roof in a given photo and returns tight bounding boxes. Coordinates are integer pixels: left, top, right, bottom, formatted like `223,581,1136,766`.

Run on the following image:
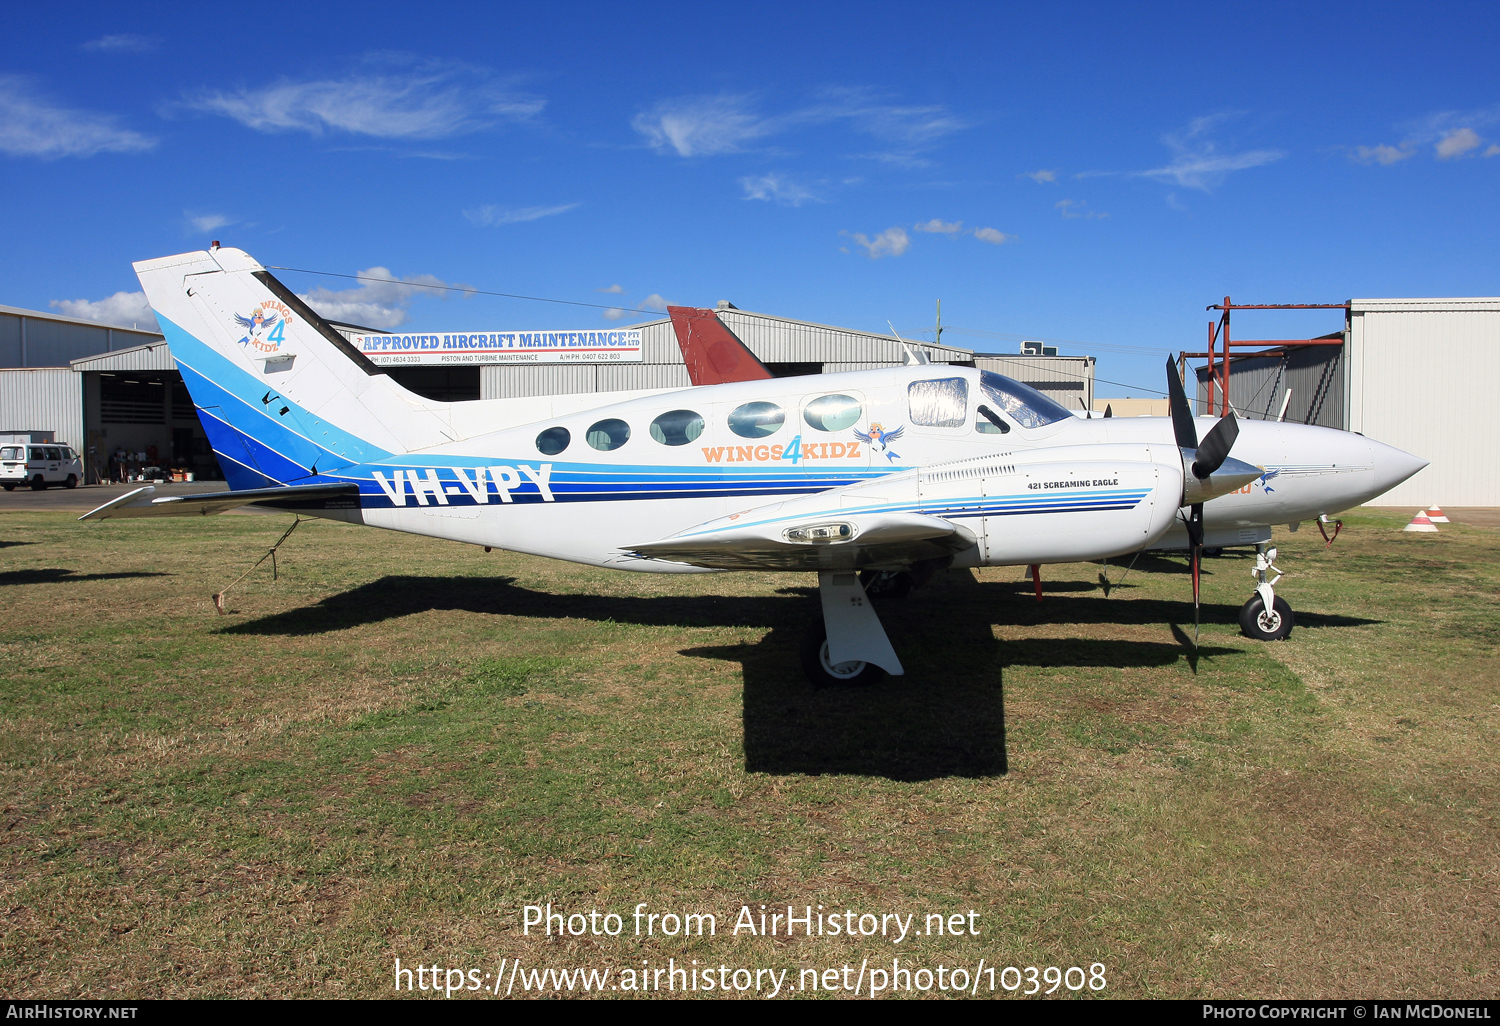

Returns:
69,341,176,372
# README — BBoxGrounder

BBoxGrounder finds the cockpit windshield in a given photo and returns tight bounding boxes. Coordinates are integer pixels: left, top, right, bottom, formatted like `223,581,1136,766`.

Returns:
978,370,1073,429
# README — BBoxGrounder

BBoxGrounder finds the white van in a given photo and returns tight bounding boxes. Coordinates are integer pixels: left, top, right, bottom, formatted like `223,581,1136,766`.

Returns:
1,445,83,491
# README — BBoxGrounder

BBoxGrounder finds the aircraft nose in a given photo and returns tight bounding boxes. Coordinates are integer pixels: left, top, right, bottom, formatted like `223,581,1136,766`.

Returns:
1368,439,1428,497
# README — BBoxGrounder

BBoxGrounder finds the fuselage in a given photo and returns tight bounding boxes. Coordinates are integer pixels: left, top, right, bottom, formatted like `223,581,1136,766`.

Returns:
295,364,1424,571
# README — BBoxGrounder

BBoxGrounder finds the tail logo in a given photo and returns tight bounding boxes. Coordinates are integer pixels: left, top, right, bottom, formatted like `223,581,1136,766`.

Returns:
233,301,293,353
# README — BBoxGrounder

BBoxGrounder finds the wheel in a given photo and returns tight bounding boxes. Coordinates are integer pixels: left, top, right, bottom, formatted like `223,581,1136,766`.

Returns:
1202,546,1224,558
3,484,13,492
800,619,886,687
1239,593,1295,641
30,475,46,491
858,569,913,599
65,475,78,489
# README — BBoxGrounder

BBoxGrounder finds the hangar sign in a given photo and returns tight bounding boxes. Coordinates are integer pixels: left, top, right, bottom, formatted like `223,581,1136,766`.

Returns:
352,329,643,366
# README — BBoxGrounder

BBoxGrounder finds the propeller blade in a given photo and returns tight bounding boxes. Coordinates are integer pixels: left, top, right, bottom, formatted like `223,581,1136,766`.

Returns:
1103,403,1113,418
1186,503,1204,645
1192,411,1240,479
1165,357,1198,450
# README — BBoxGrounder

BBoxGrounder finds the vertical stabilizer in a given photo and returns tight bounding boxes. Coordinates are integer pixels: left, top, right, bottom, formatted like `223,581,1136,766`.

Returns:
667,306,774,385
134,248,456,488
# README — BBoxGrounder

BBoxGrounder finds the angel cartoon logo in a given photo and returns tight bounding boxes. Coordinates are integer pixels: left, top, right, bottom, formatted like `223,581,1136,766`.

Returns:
854,422,905,463
233,301,292,353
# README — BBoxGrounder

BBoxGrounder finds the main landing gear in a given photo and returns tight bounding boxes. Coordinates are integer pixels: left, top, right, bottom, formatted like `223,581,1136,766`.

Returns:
801,571,904,687
1239,542,1295,641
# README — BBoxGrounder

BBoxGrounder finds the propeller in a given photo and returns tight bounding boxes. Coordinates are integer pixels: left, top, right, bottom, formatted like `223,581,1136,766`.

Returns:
1164,358,1247,643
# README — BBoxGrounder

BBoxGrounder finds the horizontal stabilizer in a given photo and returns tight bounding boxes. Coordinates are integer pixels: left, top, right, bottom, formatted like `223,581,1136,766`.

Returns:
79,483,360,521
628,510,975,571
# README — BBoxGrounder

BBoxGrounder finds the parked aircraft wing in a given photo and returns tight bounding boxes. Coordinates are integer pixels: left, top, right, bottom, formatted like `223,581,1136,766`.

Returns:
627,510,976,571
79,483,361,521
666,306,775,385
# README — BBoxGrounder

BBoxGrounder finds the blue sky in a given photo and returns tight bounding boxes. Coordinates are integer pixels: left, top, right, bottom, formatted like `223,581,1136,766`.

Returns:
3,1,1497,396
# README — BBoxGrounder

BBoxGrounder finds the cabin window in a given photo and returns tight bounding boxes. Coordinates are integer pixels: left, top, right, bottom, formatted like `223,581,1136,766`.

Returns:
536,427,570,455
976,406,1011,434
586,418,631,451
803,394,862,432
649,410,705,446
908,377,968,427
727,402,784,438
978,370,1072,429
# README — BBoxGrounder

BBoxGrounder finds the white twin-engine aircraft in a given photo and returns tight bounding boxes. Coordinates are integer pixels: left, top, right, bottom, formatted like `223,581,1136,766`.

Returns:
85,247,1426,686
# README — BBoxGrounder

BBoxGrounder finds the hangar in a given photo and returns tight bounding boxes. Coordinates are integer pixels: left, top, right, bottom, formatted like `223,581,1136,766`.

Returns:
1190,296,1500,506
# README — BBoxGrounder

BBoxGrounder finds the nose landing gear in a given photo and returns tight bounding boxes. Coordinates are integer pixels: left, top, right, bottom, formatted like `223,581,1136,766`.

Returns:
1239,543,1295,641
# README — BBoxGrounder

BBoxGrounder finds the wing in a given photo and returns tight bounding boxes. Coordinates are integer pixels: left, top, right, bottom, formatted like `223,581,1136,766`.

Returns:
233,312,256,329
626,509,976,571
853,428,874,444
260,312,280,329
883,425,905,442
79,483,360,521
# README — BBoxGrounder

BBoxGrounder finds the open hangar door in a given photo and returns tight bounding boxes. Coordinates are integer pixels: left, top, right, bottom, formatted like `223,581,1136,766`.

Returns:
73,346,224,484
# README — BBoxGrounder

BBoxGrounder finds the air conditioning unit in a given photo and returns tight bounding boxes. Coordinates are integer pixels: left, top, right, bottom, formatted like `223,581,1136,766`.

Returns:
1021,340,1058,356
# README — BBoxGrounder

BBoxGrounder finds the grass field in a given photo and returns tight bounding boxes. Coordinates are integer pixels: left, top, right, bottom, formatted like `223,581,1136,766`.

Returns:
1,507,1496,999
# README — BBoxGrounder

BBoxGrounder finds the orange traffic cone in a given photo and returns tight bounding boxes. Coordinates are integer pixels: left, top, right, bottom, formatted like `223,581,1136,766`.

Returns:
1403,510,1439,533
1427,505,1450,523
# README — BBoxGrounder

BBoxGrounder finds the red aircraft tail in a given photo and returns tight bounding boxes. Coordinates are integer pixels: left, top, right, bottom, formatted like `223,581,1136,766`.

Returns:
667,306,774,385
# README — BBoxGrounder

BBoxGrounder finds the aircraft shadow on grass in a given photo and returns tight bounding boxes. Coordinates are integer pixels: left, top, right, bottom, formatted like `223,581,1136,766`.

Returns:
223,569,1376,782
0,568,170,587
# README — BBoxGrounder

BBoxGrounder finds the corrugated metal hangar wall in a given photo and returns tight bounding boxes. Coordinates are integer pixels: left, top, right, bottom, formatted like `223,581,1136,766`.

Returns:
1346,298,1500,506
1194,342,1345,429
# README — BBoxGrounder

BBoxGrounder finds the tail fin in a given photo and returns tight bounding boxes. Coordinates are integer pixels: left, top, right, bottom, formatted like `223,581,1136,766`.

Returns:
135,247,455,489
667,306,774,385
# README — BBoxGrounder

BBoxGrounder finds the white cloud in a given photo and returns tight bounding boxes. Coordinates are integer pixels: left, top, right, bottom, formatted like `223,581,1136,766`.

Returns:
181,56,544,140
1351,144,1415,165
631,88,966,162
740,173,818,206
844,227,910,259
913,218,963,234
185,211,232,233
0,75,156,158
640,294,670,312
1435,127,1482,159
1141,115,1283,190
50,292,158,331
602,307,626,321
972,227,1014,244
463,202,579,226
1021,169,1057,183
81,34,159,53
297,267,468,330
596,284,624,294
1487,144,1500,158
632,95,776,156
1056,199,1108,220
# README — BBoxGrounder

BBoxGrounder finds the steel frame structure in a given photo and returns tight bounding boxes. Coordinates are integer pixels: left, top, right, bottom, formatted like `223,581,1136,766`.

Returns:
1180,298,1351,416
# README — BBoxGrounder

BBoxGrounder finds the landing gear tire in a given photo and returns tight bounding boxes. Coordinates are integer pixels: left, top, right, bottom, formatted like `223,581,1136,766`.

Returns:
800,619,886,687
65,475,78,489
859,569,913,599
1239,594,1295,641
30,475,46,491
1202,546,1224,558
